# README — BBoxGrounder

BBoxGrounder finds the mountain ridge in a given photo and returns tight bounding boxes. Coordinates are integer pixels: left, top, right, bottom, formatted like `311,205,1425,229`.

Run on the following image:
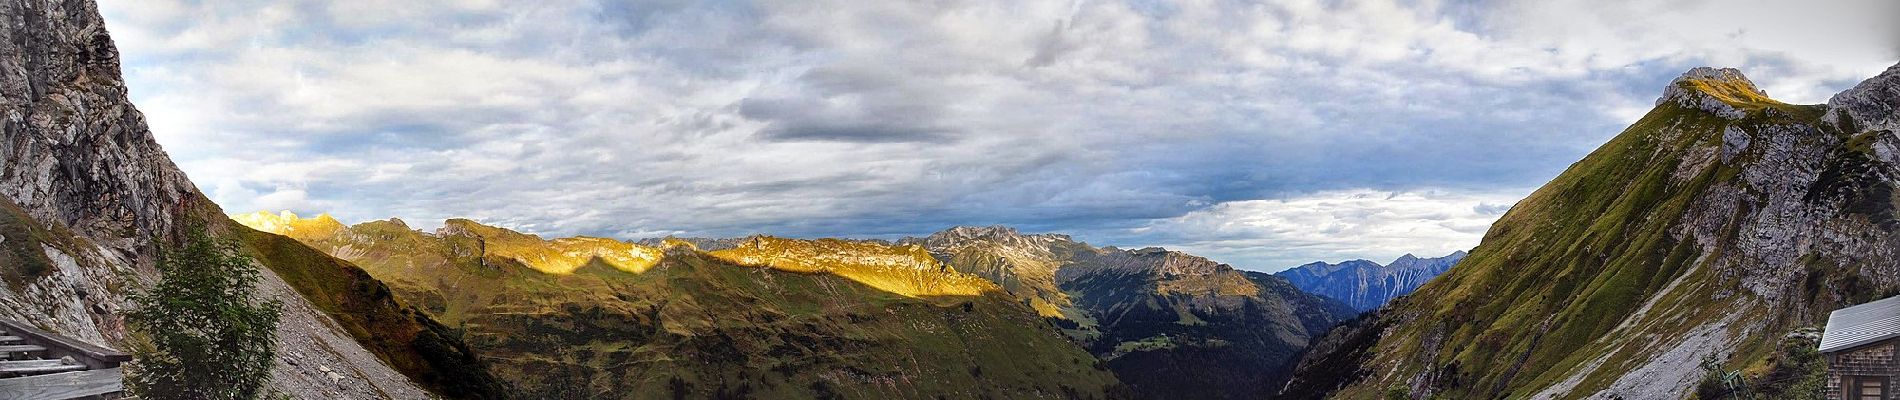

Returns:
238,215,1362,399
1276,251,1467,311
240,213,1002,298
905,225,1357,400
1284,64,1900,399
236,213,1124,398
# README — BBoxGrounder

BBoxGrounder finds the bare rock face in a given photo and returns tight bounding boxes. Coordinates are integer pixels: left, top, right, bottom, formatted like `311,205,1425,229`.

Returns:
0,0,201,250
0,1,433,398
1827,63,1900,135
0,0,203,354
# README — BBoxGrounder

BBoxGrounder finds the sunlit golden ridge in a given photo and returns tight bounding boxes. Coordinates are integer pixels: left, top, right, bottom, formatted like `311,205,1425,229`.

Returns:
234,211,994,297
437,219,663,274
707,236,998,297
232,210,345,239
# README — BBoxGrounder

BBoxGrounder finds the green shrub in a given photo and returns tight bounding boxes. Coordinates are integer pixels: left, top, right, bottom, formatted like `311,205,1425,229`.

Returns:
1752,328,1826,400
127,228,282,400
1384,383,1410,400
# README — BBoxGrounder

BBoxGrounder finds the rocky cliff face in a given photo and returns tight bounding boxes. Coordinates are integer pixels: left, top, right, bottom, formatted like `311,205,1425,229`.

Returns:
0,2,503,398
1277,251,1466,311
1283,64,1900,399
1828,64,1900,134
911,226,1356,400
0,0,199,344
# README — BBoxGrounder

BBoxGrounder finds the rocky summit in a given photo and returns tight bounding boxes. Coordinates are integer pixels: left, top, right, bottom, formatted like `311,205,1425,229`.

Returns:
1284,64,1900,399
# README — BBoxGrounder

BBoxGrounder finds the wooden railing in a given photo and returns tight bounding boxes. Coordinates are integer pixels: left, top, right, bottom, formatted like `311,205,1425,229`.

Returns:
0,319,129,400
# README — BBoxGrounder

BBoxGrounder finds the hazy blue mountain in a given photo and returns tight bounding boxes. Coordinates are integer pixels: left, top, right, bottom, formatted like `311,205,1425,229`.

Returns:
1276,251,1467,311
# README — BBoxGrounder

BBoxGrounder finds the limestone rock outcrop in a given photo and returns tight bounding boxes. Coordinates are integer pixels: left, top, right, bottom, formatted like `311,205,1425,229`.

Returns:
0,2,496,398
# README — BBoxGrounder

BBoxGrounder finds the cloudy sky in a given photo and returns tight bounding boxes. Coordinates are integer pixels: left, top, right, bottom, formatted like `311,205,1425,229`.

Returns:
97,0,1899,271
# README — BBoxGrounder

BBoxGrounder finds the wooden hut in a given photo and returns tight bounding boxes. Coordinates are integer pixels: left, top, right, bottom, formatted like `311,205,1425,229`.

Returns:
1823,296,1900,400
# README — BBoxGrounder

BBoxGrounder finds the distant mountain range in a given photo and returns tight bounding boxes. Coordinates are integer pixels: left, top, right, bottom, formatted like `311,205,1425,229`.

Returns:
1276,251,1467,311
233,213,1117,398
230,215,1358,399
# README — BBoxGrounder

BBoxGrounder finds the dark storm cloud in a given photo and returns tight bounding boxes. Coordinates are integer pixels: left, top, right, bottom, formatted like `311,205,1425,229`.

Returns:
738,97,954,143
738,64,965,143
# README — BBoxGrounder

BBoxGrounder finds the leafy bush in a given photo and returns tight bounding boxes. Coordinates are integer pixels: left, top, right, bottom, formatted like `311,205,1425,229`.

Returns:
1752,328,1826,400
127,228,282,400
1698,328,1827,400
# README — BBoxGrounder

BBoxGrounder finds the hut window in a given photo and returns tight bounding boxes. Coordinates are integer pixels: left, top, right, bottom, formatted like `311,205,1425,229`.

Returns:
1853,376,1890,400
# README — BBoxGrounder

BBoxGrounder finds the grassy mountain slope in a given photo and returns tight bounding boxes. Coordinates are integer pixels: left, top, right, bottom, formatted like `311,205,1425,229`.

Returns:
913,226,1356,400
1284,66,1900,399
237,225,513,398
1061,248,1353,400
241,215,1122,399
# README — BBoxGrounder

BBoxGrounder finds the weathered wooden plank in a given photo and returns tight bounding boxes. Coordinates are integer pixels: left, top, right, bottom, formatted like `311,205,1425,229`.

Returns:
0,368,123,400
0,359,84,375
0,320,129,368
0,361,58,367
0,337,20,344
0,346,44,354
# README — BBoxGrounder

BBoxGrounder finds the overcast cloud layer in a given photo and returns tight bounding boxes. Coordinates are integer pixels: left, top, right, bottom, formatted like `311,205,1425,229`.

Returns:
98,0,1900,271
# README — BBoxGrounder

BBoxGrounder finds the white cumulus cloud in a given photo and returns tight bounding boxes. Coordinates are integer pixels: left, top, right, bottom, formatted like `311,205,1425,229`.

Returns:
94,0,1898,269
1122,189,1526,270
